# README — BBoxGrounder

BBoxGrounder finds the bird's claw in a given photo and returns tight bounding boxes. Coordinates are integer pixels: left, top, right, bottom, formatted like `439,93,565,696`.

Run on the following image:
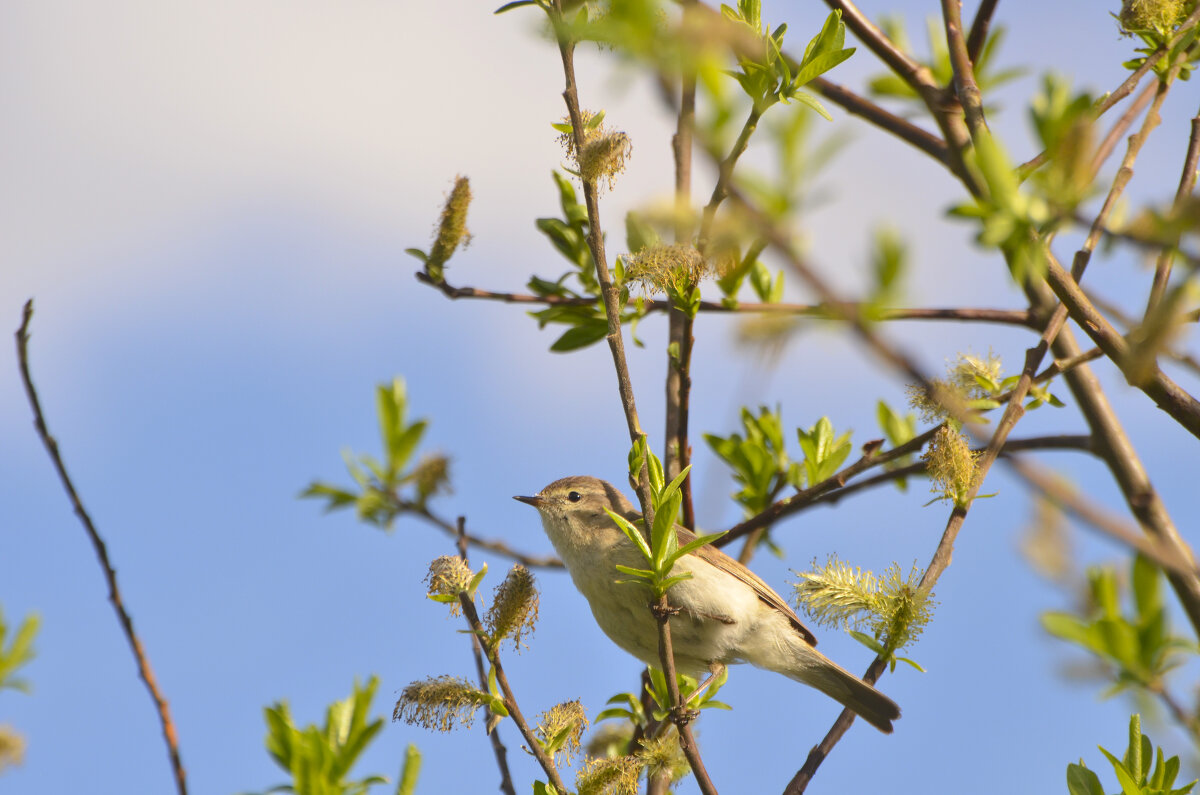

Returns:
650,602,681,619
670,705,700,726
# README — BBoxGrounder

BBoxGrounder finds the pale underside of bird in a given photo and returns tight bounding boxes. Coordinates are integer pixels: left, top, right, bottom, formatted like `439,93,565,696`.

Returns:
516,475,901,734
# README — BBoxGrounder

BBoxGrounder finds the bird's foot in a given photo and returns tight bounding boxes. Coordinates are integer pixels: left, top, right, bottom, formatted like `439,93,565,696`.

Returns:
650,601,681,619
670,705,700,726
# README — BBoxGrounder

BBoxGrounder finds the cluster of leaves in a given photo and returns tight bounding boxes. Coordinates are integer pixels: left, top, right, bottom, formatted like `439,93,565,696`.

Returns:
526,172,642,352
1118,0,1200,80
600,666,730,729
301,378,449,528
705,408,852,515
0,608,38,774
0,609,37,696
249,677,419,795
794,555,934,668
950,127,1053,286
721,3,854,118
1042,556,1196,695
1026,75,1098,219
608,442,724,598
1067,714,1196,795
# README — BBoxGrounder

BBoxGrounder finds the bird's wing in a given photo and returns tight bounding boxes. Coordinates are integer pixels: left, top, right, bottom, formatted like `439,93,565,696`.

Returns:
678,525,818,646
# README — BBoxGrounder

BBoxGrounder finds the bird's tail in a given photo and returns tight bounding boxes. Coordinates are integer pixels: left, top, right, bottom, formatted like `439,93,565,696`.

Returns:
776,635,901,733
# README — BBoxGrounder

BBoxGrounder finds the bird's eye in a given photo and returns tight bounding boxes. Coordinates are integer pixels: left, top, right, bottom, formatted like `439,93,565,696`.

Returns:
567,491,581,503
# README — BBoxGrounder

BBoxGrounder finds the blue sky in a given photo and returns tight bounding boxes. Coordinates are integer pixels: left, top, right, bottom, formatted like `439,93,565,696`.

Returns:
4,1,1200,793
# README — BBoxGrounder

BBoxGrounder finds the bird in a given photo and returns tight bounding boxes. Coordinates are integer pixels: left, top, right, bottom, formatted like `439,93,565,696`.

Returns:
515,475,901,733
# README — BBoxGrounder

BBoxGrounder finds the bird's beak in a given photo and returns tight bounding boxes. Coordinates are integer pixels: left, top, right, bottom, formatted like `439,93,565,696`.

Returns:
513,494,543,507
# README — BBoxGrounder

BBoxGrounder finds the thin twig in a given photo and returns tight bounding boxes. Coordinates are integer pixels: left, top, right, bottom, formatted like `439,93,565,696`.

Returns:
1042,249,1200,439
940,0,987,137
666,30,698,529
454,518,517,795
550,6,715,791
398,499,563,569
457,582,567,793
1146,110,1200,314
1091,81,1157,178
787,215,1073,790
821,0,928,92
416,272,1037,326
810,77,952,167
965,0,999,65
15,299,188,795
1017,5,1200,178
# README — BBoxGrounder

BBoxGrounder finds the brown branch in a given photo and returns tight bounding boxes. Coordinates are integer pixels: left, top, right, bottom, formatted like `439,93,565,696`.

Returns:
810,76,952,167
1088,292,1200,379
400,500,563,569
454,518,517,795
717,428,938,547
15,300,188,795
821,0,929,93
417,272,1037,326
965,0,999,65
788,233,1078,790
1091,81,1157,178
1042,250,1200,439
1146,110,1200,314
940,0,988,137
666,32,698,529
1035,293,1200,639
1018,6,1200,179
551,7,715,792
456,578,567,793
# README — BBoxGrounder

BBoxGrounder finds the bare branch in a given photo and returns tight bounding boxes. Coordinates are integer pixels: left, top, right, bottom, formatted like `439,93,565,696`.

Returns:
399,500,563,569
965,0,1000,65
15,300,188,795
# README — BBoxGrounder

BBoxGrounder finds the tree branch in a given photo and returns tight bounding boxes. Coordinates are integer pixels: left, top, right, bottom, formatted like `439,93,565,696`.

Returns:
965,0,999,65
1146,108,1200,314
397,499,563,569
457,577,566,793
453,518,517,795
551,7,714,791
15,300,188,795
417,271,1037,326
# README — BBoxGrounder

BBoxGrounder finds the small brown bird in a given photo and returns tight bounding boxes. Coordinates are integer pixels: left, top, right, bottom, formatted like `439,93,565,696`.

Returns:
516,475,900,733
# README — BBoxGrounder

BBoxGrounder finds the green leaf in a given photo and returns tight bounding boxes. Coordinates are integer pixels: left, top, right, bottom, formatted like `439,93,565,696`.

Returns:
1100,746,1141,795
651,490,682,568
1131,555,1161,621
404,247,429,263
1066,763,1105,795
494,0,538,12
671,531,728,564
658,465,692,508
614,564,656,579
791,47,855,88
607,508,652,561
390,420,427,476
467,563,489,598
549,321,609,352
848,630,885,654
